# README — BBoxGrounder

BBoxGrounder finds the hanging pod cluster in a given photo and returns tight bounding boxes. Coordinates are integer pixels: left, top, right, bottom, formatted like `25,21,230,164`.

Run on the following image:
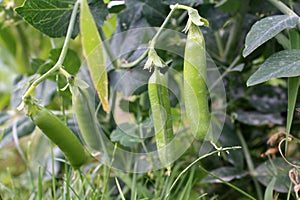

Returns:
147,8,211,165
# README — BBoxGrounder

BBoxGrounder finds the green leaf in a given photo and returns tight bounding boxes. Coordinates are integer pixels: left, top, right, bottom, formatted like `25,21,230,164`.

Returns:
243,15,298,57
110,123,143,147
247,50,300,86
15,0,78,38
235,110,283,125
219,119,244,170
119,99,139,114
15,0,108,38
255,158,293,193
125,0,169,27
201,167,247,184
80,0,109,112
0,117,35,148
248,85,287,113
109,67,150,96
49,48,81,75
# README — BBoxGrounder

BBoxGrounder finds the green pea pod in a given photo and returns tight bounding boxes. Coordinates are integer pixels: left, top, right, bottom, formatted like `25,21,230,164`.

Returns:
184,23,210,141
72,86,102,151
148,68,173,165
27,102,86,169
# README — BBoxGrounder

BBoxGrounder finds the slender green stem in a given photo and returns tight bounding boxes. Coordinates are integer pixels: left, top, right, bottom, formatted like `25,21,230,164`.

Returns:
267,0,298,17
209,55,241,91
268,0,300,29
59,68,72,79
236,128,263,200
214,31,225,61
101,144,117,200
121,49,149,68
122,3,202,69
22,0,80,100
223,0,249,62
199,166,256,200
38,166,43,200
64,164,70,200
150,5,182,48
99,28,120,69
166,146,241,199
51,144,57,200
105,89,117,123
15,25,31,74
120,4,193,69
289,0,293,10
120,5,179,68
171,4,191,11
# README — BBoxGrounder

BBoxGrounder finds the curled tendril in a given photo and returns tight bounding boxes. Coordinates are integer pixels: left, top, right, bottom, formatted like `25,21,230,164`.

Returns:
278,137,300,169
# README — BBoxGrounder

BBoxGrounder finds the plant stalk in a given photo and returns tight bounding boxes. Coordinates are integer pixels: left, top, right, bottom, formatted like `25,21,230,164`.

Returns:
268,0,300,29
22,0,80,100
223,0,249,62
120,4,193,68
267,0,298,17
236,128,263,200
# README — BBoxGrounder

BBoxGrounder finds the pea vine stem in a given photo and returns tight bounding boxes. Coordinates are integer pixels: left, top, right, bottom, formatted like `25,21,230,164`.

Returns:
267,0,298,17
22,0,80,100
267,0,300,30
236,128,263,200
165,145,241,199
121,4,193,68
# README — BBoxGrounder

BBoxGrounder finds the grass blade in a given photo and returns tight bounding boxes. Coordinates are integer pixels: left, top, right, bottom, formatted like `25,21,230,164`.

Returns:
115,177,126,200
264,177,276,200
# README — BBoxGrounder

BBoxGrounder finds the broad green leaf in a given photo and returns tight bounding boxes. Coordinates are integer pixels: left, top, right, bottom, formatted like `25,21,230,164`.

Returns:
102,14,117,38
235,110,283,125
109,68,150,96
15,0,108,38
110,123,143,147
49,48,81,75
248,85,287,113
15,0,78,38
247,50,300,86
255,158,294,193
125,0,169,27
34,48,81,75
219,119,244,170
201,167,247,183
243,15,298,57
0,117,35,148
80,0,109,112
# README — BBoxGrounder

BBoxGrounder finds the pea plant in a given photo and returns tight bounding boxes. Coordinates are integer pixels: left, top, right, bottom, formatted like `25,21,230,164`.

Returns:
1,0,300,199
